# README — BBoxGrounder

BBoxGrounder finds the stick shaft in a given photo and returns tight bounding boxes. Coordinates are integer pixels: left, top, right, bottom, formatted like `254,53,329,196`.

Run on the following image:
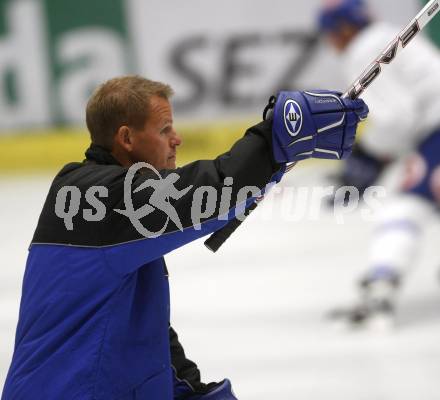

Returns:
204,163,296,253
344,0,440,99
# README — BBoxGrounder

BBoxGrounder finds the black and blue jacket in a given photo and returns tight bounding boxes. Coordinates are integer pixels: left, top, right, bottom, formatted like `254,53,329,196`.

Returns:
2,120,282,400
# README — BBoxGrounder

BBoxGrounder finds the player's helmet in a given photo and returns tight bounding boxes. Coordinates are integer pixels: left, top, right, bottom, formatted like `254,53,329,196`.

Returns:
318,0,371,33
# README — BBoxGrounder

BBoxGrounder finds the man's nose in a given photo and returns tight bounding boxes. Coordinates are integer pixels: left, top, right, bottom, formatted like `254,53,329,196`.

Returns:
171,131,182,147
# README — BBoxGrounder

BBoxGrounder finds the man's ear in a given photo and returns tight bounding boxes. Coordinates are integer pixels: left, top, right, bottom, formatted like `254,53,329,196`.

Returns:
114,126,133,152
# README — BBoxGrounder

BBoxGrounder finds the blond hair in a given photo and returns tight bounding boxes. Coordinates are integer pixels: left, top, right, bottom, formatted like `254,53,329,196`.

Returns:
86,75,174,149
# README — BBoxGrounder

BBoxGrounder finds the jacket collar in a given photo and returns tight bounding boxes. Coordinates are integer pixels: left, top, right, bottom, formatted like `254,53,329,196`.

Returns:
84,144,121,166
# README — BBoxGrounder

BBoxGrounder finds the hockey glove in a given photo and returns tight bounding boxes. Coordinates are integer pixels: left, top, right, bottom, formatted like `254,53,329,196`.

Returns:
267,90,368,163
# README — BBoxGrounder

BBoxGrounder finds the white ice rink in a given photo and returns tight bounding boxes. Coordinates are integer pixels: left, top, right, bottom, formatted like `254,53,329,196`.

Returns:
1,166,440,399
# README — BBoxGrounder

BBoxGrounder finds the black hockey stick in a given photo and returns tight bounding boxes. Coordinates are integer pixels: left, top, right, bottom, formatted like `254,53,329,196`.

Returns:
204,0,440,253
204,201,260,253
204,163,296,253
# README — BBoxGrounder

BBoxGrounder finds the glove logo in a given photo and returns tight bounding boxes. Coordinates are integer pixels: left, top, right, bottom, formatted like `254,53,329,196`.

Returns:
284,99,303,137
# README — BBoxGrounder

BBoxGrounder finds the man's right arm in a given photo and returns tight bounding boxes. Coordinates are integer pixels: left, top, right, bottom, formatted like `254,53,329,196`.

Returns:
104,90,367,270
32,90,367,274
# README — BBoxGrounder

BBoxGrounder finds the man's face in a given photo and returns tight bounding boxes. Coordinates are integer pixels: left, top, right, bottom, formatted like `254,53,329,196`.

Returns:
326,32,347,52
130,95,181,170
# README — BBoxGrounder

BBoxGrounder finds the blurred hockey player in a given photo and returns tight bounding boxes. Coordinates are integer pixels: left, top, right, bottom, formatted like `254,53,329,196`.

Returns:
318,0,440,328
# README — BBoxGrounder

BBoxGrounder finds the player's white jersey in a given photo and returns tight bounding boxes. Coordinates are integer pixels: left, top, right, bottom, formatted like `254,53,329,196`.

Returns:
343,22,440,158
